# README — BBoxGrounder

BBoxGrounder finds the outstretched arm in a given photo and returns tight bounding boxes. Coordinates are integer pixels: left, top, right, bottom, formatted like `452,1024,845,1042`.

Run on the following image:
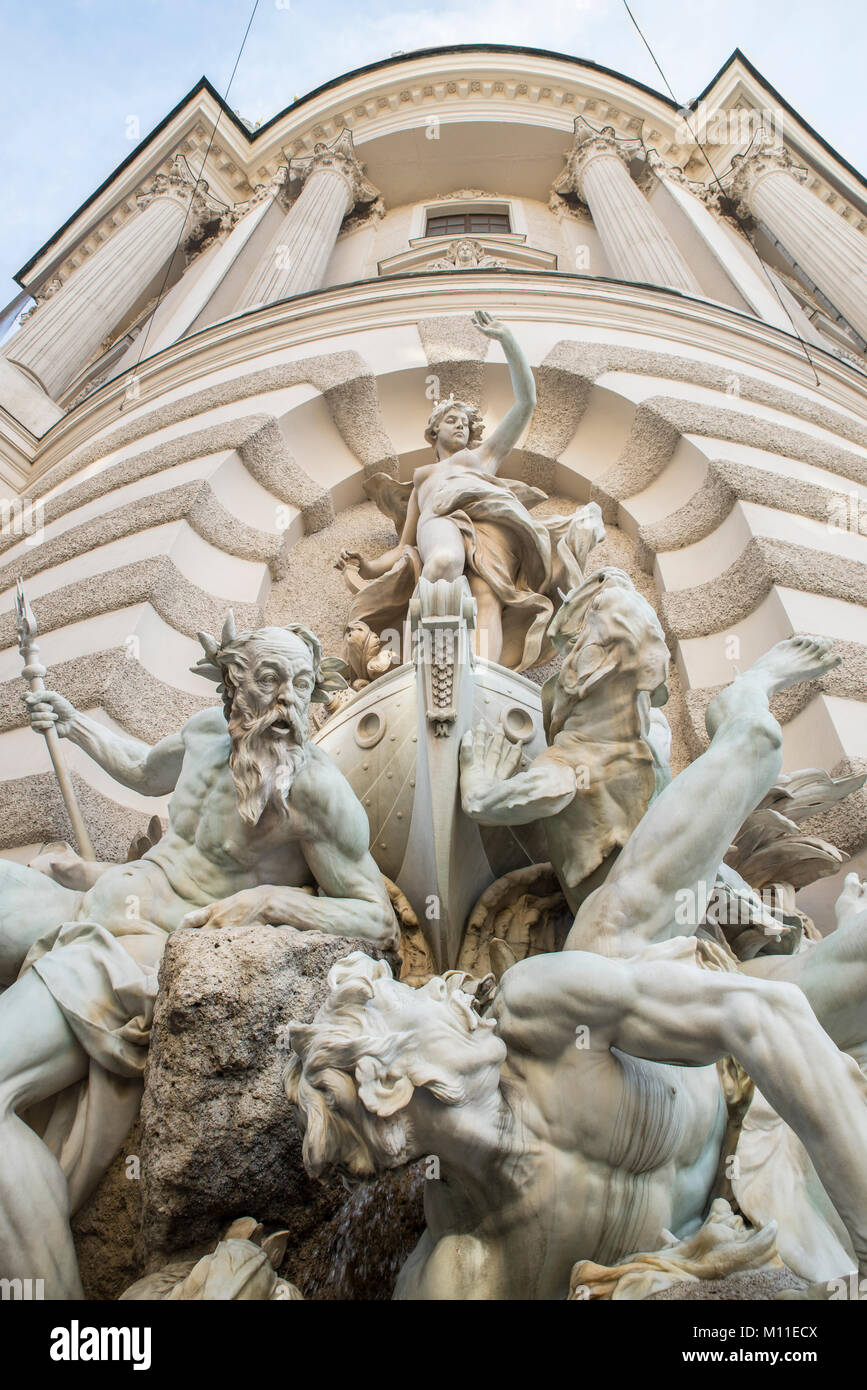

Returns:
268,846,398,946
497,940,867,1275
183,868,397,947
460,728,576,825
338,491,420,580
24,690,184,795
471,311,536,474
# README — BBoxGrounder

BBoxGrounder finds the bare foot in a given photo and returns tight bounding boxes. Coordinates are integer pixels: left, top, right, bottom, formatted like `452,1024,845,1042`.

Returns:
746,635,840,698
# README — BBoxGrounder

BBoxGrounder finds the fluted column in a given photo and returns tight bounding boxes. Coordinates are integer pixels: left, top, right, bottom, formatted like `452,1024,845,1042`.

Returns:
5,157,218,400
727,139,867,343
236,130,378,311
554,118,701,294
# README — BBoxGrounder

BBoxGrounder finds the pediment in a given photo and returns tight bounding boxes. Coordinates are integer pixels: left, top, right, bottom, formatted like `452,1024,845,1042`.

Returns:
378,233,558,276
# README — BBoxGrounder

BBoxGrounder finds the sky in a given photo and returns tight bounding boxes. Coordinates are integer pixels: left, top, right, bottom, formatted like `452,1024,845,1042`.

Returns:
1,0,866,302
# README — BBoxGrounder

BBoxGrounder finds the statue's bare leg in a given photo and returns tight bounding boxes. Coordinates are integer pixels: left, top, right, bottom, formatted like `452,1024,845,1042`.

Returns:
0,861,79,985
0,970,88,1298
417,515,465,583
565,636,840,957
469,574,503,664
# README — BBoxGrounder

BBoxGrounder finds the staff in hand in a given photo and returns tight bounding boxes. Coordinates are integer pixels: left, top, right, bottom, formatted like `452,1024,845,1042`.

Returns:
15,577,96,860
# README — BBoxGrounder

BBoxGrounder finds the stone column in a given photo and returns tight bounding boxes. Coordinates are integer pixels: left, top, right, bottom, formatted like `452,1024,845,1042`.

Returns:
236,130,378,311
554,118,701,294
727,139,867,343
5,157,218,400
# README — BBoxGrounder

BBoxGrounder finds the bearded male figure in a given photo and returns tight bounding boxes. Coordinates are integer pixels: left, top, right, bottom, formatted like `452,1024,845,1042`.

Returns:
286,637,867,1299
0,617,397,1298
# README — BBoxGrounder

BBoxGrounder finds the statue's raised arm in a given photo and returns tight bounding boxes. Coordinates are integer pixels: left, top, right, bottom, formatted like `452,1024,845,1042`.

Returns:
339,311,586,671
470,310,536,475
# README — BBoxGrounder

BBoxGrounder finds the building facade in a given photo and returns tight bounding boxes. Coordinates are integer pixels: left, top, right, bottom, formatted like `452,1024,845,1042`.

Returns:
2,44,866,925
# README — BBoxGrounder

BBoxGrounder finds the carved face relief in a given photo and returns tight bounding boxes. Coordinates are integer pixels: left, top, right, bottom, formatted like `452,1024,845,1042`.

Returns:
225,633,315,823
344,619,397,682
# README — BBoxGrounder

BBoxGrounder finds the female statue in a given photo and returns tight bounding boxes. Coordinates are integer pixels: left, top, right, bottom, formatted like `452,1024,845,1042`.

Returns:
338,310,586,671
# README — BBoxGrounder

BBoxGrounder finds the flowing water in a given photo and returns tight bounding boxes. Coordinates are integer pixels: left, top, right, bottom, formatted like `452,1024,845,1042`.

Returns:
300,1163,425,1300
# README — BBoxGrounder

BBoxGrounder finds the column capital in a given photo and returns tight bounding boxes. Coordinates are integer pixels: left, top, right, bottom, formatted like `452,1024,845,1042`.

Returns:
286,128,380,214
136,153,200,212
552,116,641,206
18,275,63,324
726,134,807,218
234,171,287,218
638,147,724,212
136,154,223,236
137,154,230,249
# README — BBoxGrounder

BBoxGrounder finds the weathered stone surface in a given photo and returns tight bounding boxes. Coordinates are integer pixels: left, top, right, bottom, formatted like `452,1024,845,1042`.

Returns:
140,925,398,1273
72,1120,143,1301
266,500,396,659
417,312,490,407
648,1268,808,1300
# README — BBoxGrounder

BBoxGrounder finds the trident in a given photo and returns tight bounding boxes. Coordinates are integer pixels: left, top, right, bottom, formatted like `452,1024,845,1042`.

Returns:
14,577,96,859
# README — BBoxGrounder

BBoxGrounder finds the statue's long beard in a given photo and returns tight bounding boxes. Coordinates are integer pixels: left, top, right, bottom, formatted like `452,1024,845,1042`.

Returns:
228,698,309,825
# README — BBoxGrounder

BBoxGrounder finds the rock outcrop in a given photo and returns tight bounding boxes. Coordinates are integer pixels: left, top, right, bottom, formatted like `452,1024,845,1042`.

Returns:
139,924,424,1297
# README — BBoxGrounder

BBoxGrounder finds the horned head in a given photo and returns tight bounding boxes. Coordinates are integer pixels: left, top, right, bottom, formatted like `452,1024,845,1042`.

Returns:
191,610,348,715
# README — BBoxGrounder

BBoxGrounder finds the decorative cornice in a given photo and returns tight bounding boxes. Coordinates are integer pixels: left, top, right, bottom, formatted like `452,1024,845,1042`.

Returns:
21,92,675,297
271,76,666,168
24,273,867,479
429,187,507,201
20,45,867,311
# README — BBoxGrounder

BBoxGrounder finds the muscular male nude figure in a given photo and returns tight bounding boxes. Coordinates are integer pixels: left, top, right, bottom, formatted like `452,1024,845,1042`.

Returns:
0,619,396,1297
286,638,867,1299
